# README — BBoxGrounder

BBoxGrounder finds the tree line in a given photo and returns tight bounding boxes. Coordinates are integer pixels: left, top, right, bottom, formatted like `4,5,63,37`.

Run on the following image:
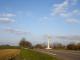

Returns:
0,38,80,50
19,38,80,50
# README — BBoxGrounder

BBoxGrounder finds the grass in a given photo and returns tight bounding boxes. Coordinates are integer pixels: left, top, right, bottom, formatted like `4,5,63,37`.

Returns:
0,48,59,60
20,49,58,60
0,46,20,50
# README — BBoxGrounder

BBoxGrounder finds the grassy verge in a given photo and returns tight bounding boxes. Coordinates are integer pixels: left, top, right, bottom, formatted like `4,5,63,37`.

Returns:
20,49,58,60
0,46,20,50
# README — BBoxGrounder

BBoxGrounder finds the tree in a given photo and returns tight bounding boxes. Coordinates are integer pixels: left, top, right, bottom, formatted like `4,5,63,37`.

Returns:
19,38,32,48
52,43,65,49
67,43,76,50
34,44,46,49
76,43,80,50
66,43,80,50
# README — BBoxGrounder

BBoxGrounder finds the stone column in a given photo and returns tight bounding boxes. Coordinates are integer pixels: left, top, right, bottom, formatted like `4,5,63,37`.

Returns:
46,36,52,49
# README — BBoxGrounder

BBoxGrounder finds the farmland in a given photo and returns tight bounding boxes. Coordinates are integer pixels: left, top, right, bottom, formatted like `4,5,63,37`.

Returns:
0,49,59,60
0,49,20,60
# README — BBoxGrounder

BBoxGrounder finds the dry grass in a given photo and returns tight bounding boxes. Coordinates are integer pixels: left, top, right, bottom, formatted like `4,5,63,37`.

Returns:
0,49,20,60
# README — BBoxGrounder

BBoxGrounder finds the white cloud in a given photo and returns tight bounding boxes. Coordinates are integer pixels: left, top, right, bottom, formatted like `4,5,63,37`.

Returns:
0,18,15,24
55,35,80,41
3,28,30,35
60,13,70,17
51,0,79,16
0,13,16,24
51,0,68,16
66,0,78,5
42,35,80,42
0,13,16,17
72,9,80,16
51,0,79,24
60,9,80,17
65,18,79,24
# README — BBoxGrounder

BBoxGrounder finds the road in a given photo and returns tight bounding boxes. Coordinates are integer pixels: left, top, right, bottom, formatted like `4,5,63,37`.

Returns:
36,49,80,60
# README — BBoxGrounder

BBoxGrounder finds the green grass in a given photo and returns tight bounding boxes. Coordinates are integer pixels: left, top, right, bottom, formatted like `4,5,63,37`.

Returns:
20,49,58,60
0,46,20,49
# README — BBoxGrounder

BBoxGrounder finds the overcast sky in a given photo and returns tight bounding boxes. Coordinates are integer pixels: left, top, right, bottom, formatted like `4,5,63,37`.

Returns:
0,0,80,45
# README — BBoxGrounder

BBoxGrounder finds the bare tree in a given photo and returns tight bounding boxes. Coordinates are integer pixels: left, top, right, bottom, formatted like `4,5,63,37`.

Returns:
19,38,32,48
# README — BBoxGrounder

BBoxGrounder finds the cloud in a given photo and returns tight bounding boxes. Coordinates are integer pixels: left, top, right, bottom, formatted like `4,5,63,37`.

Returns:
51,0,79,16
2,28,30,35
60,9,80,17
51,0,79,24
0,18,15,24
0,13,16,17
42,35,80,41
55,35,80,41
65,18,80,24
67,0,78,5
0,13,16,24
72,9,80,16
51,0,68,16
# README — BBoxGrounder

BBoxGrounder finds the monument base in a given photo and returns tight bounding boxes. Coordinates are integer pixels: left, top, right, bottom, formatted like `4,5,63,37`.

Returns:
46,48,52,49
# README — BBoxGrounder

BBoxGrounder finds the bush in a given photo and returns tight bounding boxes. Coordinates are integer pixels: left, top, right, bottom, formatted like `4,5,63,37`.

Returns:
34,44,46,49
66,43,80,50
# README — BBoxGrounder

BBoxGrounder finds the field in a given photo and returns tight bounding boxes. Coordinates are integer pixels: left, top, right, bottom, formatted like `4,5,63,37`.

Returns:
0,49,59,60
0,49,20,60
20,49,58,60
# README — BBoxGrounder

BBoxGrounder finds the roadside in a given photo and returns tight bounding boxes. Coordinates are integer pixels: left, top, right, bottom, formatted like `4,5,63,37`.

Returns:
20,49,59,60
35,49,80,60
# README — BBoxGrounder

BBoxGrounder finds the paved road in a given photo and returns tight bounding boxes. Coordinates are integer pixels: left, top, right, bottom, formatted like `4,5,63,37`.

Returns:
37,49,80,60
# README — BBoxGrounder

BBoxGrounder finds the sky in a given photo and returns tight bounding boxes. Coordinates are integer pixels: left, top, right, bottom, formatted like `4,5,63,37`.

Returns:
0,0,80,45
